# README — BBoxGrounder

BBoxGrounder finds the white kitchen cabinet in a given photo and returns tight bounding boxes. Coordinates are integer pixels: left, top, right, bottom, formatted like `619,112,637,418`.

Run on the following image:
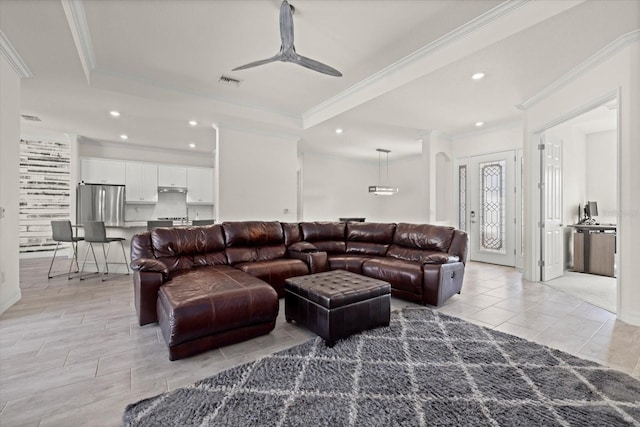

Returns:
125,162,158,203
81,158,126,185
186,167,214,204
158,165,187,188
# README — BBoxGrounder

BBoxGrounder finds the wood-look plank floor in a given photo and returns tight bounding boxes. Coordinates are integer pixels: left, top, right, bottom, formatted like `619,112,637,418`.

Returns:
1,258,638,426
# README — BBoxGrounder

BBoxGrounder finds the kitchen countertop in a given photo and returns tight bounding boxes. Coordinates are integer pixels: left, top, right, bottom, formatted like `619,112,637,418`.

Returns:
76,221,215,229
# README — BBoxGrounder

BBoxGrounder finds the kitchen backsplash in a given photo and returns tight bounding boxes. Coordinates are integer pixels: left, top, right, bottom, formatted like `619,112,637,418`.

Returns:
125,192,214,221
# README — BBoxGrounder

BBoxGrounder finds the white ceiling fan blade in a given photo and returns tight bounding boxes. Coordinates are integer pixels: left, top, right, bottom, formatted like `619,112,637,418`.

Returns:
294,54,343,77
279,1,295,51
232,54,282,71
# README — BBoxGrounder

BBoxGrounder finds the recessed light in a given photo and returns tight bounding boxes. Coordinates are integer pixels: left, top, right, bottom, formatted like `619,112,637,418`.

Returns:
189,143,196,148
335,128,343,134
471,72,485,80
120,134,128,140
188,120,198,126
109,110,121,117
475,121,484,127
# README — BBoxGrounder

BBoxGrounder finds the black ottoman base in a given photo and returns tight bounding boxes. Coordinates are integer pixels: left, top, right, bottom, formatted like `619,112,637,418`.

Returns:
285,290,390,346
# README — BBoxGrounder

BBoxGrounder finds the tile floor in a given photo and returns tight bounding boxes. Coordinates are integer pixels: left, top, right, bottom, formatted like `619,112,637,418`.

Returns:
1,258,639,426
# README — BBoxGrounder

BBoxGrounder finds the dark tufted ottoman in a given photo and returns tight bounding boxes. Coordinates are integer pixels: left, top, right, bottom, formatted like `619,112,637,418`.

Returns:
284,270,391,346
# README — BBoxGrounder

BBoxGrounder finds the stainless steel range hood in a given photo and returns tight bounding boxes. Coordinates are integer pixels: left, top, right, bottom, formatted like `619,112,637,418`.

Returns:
158,186,188,193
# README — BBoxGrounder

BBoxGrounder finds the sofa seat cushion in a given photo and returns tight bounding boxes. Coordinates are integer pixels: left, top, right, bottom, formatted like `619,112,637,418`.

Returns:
362,258,423,295
328,254,385,274
235,259,309,295
157,265,278,348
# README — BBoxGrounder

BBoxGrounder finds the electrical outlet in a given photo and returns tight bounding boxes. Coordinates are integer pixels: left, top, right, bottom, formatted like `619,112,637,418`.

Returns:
0,206,5,219
283,208,289,214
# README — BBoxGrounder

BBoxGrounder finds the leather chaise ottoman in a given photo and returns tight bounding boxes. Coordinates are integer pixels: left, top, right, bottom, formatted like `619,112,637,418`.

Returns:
284,270,391,346
157,265,279,361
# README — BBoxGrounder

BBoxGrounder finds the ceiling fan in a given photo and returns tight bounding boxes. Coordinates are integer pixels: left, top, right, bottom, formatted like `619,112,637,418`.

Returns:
232,1,342,77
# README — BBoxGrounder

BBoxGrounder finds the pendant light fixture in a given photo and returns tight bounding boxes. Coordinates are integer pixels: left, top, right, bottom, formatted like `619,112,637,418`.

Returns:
369,148,399,195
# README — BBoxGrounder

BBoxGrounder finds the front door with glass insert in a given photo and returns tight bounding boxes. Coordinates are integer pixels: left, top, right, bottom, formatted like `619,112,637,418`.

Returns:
464,151,516,266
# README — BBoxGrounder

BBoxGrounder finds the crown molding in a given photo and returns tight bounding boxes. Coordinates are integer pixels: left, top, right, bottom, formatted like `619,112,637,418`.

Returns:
78,136,211,157
531,89,618,134
61,0,96,85
518,29,640,110
302,0,532,128
0,30,33,78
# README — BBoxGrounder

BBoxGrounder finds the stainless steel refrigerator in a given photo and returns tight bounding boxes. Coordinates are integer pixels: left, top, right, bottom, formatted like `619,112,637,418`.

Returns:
76,184,125,227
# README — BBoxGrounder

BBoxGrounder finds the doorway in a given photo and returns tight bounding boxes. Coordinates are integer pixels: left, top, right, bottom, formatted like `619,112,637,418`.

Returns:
458,150,517,267
535,96,618,312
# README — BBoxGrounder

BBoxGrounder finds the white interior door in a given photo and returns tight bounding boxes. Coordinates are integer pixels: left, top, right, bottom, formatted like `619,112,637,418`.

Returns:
468,151,516,266
540,134,564,281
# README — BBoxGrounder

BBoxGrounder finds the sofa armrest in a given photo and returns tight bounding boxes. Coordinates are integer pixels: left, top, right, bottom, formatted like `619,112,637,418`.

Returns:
130,258,169,281
422,253,460,265
287,250,328,274
133,270,165,326
422,262,465,306
288,241,319,253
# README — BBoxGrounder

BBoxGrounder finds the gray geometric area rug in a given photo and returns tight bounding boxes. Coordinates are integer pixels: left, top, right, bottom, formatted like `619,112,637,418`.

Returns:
123,307,640,426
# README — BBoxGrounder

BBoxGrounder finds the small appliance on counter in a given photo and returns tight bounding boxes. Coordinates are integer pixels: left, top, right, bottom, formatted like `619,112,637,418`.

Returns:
77,183,125,227
157,217,189,226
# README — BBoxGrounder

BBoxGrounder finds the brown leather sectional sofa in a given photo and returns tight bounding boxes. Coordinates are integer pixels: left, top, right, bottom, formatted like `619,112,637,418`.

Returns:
130,221,467,360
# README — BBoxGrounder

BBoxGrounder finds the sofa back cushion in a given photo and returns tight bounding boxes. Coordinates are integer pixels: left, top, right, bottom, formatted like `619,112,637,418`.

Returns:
151,225,227,272
300,222,346,254
281,222,302,246
223,221,286,265
387,223,455,264
131,231,155,260
345,222,395,256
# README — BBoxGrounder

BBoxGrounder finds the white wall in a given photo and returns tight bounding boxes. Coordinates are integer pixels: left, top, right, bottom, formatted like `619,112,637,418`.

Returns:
0,55,22,313
302,151,443,224
218,128,298,222
302,152,378,221
586,130,617,224
452,124,523,159
376,156,429,224
524,41,640,325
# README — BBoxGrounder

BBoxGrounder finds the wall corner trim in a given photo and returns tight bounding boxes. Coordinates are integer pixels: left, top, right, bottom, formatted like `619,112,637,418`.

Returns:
0,289,22,316
61,0,96,85
618,309,640,328
517,29,640,111
0,30,33,79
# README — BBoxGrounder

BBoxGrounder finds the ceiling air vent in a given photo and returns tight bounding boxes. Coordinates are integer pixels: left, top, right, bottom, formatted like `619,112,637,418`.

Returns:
218,75,243,88
21,114,42,122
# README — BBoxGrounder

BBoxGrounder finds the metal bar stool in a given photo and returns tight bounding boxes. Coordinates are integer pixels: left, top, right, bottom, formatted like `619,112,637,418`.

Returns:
48,220,84,279
147,220,173,231
80,221,130,281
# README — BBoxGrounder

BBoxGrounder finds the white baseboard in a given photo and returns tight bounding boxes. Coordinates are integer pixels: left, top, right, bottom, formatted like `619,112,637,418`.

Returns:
618,309,640,327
